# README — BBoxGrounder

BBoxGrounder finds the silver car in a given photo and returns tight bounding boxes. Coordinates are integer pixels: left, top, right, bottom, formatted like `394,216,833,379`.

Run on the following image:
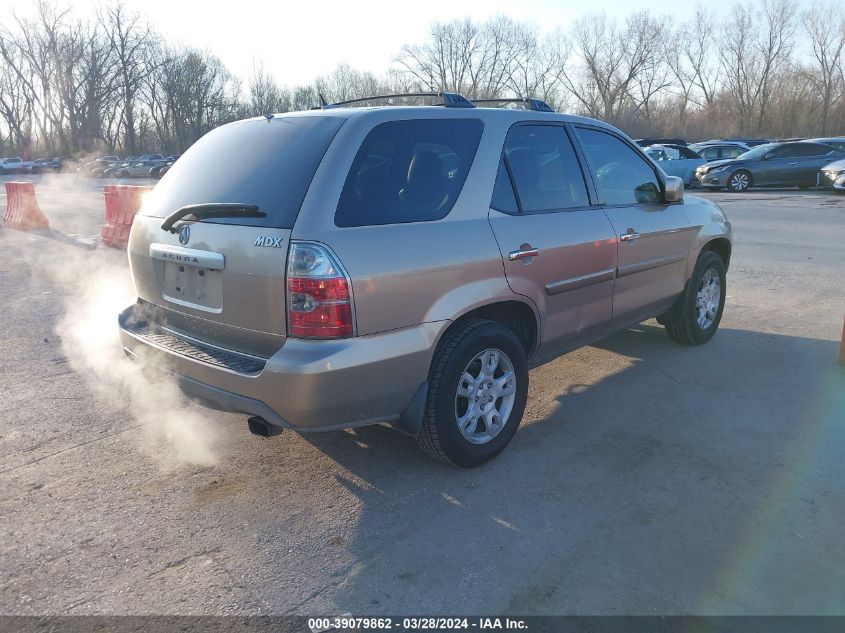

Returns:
119,94,732,467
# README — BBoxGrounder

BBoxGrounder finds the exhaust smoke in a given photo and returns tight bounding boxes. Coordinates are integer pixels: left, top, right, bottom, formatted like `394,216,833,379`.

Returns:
15,175,223,467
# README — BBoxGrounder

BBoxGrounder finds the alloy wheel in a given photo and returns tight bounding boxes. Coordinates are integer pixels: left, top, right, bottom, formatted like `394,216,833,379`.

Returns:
454,348,517,445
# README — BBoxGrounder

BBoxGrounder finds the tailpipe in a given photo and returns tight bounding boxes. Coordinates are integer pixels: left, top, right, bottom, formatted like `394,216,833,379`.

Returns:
247,416,283,438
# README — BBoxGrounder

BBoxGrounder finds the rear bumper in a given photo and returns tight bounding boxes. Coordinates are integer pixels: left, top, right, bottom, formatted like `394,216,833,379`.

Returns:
119,302,445,431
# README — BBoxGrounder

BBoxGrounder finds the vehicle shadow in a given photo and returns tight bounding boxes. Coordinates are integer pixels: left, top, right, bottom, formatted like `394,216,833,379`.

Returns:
294,324,845,614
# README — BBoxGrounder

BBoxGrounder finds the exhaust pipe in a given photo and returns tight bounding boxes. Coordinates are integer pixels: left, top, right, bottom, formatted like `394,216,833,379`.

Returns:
248,416,283,437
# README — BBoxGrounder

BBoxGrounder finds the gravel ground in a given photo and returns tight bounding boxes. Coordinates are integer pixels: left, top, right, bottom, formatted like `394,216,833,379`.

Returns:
1,176,844,616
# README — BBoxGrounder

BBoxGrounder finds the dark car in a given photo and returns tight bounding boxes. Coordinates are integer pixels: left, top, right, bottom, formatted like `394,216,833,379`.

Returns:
806,137,845,152
695,141,845,192
29,156,68,173
689,142,750,163
149,155,180,178
716,138,771,147
635,137,688,147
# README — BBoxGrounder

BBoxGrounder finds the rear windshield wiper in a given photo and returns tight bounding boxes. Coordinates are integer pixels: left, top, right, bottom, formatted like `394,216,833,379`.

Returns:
161,203,266,233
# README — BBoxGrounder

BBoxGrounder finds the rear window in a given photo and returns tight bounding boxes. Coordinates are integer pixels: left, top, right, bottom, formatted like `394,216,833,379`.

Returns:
140,115,345,228
335,119,483,227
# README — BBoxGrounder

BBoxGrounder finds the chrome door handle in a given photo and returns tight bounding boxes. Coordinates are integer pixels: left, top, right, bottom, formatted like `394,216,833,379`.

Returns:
509,247,540,261
620,232,640,242
788,162,798,165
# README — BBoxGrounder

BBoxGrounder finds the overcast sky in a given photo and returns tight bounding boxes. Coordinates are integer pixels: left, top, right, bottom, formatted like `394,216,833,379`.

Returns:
8,0,742,86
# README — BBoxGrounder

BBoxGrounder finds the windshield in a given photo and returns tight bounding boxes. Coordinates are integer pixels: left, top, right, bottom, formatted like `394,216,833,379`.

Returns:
737,143,777,160
140,115,346,229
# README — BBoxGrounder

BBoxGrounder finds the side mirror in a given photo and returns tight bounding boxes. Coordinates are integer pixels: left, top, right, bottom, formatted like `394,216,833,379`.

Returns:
664,176,684,202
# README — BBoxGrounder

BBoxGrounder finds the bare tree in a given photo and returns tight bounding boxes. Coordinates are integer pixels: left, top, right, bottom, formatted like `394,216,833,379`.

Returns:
101,2,159,154
248,61,290,115
802,2,845,134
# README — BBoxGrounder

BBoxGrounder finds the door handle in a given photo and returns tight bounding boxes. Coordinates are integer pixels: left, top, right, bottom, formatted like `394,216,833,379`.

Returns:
788,162,798,165
620,229,640,242
509,247,540,261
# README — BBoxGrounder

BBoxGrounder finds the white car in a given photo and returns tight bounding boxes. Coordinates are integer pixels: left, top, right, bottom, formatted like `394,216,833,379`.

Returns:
0,157,34,174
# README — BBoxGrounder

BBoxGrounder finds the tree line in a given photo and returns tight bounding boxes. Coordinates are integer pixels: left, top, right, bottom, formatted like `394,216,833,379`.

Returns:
1,0,843,158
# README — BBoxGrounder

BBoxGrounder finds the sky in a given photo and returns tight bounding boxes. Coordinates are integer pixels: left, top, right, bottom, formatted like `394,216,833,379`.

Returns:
10,0,746,86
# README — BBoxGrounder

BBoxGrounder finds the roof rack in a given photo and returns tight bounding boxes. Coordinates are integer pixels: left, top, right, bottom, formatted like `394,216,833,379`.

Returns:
472,98,555,112
321,92,475,109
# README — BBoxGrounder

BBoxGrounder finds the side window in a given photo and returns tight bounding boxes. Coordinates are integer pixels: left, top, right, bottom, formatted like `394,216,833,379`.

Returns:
771,145,797,159
491,159,518,214
503,125,589,212
722,147,743,159
576,127,661,205
796,143,831,157
678,146,700,159
701,147,719,160
335,119,483,227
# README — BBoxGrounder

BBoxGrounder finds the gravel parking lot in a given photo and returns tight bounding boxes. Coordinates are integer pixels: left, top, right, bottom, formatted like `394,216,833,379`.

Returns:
1,176,844,616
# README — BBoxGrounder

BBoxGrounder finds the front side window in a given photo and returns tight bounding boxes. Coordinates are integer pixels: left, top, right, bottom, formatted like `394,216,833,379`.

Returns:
770,145,797,159
576,127,661,205
502,125,589,212
722,147,743,159
335,119,483,227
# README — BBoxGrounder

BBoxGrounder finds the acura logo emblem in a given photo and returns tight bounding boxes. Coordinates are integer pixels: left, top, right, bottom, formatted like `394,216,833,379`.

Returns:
178,225,190,245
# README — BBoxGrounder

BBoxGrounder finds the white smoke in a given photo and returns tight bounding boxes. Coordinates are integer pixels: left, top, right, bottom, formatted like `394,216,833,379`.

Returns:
16,174,222,467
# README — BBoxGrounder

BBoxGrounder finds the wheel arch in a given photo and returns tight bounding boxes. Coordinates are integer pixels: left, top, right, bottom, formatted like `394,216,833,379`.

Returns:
701,237,732,271
435,299,540,360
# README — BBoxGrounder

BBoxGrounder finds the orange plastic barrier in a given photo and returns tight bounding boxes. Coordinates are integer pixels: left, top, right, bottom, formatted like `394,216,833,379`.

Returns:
3,181,50,230
100,185,152,249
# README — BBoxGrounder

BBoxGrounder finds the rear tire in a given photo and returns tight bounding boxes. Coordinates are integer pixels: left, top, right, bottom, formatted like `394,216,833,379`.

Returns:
664,252,726,345
417,319,528,467
727,170,752,192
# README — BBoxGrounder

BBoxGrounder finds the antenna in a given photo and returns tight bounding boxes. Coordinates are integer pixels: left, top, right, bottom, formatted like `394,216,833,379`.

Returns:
318,93,328,107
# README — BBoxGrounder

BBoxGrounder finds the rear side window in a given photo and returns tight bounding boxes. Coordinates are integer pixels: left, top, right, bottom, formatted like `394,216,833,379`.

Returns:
700,147,719,160
576,127,661,205
722,147,743,159
796,143,833,156
503,125,589,212
335,119,483,227
141,115,346,228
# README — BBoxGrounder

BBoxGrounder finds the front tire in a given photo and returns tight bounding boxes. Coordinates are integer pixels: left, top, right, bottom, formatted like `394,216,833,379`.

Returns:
727,170,752,192
417,319,528,467
664,251,726,345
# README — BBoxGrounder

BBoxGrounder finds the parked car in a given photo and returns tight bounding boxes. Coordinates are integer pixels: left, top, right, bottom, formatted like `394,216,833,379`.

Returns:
29,156,69,173
137,154,164,162
714,138,770,147
635,137,689,147
150,155,179,178
119,97,732,466
819,158,845,192
0,157,33,174
695,141,845,191
806,137,845,152
689,142,750,163
111,160,162,178
644,144,706,186
85,156,121,177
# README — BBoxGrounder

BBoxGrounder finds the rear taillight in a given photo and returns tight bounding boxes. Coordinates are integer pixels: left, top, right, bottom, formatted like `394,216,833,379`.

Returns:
287,242,354,338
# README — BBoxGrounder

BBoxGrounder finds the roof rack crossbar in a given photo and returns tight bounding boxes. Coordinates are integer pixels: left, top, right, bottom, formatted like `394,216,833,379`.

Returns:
322,92,475,109
472,98,555,112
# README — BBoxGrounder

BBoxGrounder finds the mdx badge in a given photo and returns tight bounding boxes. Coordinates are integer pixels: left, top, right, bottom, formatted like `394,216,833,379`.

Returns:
254,236,283,248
